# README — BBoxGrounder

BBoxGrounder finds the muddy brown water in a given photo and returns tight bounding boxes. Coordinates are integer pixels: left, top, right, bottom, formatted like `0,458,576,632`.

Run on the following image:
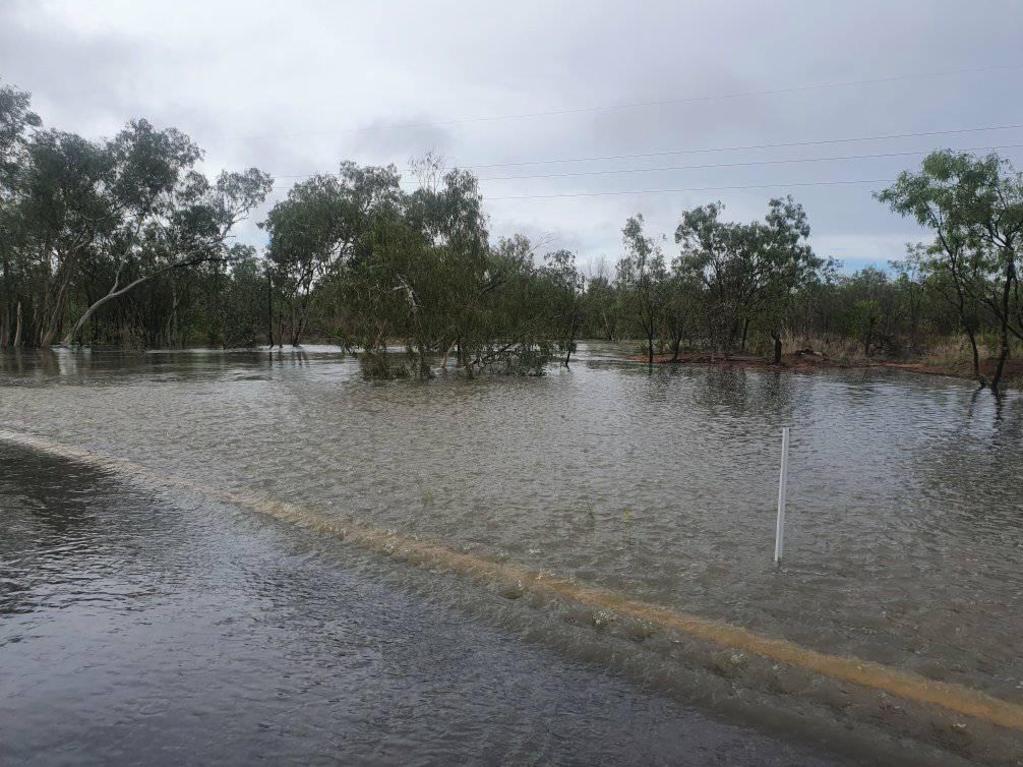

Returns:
1,344,1021,764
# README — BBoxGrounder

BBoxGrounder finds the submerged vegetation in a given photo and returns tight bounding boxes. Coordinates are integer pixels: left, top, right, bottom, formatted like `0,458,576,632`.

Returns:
2,81,1022,388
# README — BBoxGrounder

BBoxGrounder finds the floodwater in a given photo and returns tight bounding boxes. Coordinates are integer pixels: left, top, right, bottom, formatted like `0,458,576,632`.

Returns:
2,344,1022,764
1,440,851,766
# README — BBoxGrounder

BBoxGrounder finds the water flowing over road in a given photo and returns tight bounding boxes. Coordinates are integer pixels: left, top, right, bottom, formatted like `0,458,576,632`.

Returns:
2,345,1021,764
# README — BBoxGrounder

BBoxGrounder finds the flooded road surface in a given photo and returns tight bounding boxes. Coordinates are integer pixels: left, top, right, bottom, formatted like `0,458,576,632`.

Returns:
1,441,855,766
2,345,1022,763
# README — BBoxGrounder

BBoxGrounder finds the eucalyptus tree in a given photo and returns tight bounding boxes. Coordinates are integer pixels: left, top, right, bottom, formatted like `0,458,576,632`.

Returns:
401,167,491,375
878,151,1023,391
0,79,38,347
262,162,402,345
754,197,821,363
61,126,272,346
473,234,557,375
582,257,619,341
619,214,666,364
328,165,495,377
15,128,118,345
5,117,271,347
674,202,737,350
543,248,584,365
0,81,41,347
675,198,819,360
341,200,440,376
662,258,702,361
889,244,928,354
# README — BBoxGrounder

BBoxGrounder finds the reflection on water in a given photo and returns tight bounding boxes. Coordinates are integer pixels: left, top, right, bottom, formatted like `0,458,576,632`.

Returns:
1,441,854,766
1,345,1022,752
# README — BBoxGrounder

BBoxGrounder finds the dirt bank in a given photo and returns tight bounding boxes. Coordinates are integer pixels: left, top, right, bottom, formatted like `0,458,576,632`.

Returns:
624,349,1023,386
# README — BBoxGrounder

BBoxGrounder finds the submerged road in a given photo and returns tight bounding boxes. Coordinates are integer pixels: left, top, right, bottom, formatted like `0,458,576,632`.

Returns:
0,441,862,766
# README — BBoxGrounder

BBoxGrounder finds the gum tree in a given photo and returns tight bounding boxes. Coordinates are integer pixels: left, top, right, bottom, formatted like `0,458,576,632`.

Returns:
676,197,819,360
0,81,42,346
543,248,584,365
878,151,1023,391
619,214,665,364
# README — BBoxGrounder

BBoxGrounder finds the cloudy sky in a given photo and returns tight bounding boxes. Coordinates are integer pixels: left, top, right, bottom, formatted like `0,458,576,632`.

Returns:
3,0,1023,273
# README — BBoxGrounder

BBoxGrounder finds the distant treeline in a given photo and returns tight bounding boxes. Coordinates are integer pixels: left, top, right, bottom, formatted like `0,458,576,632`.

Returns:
2,81,1022,388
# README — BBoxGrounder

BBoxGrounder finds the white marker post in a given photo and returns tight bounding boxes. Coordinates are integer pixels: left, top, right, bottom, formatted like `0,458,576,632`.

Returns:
774,426,790,566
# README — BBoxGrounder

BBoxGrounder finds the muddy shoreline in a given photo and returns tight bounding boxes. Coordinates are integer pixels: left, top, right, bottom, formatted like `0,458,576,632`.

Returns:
623,349,1023,386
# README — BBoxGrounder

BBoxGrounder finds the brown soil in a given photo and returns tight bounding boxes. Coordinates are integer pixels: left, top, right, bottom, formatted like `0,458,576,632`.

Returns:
624,349,1023,385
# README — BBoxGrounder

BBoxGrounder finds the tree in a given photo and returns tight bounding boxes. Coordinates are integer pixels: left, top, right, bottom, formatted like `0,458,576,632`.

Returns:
675,197,820,361
543,248,584,365
619,214,665,364
0,81,42,347
2,114,272,347
662,257,701,361
262,163,401,346
15,128,115,345
878,151,1023,391
889,244,928,355
755,197,820,364
61,147,272,345
0,80,40,187
582,256,619,341
675,202,743,350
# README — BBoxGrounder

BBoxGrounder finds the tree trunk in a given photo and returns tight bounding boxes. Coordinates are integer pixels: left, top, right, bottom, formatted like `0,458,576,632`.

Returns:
647,333,654,366
965,327,985,387
64,254,225,347
266,273,274,347
415,342,432,379
991,339,1009,394
771,331,782,365
40,280,69,346
63,290,113,346
564,313,578,366
990,262,1015,394
13,301,22,348
863,317,875,358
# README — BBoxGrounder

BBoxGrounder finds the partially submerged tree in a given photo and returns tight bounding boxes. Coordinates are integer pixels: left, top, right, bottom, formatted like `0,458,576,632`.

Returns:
619,214,665,364
675,198,820,360
0,81,40,348
0,94,272,348
60,124,272,346
661,257,701,362
4,84,1023,389
262,163,401,346
878,151,1023,391
543,248,584,365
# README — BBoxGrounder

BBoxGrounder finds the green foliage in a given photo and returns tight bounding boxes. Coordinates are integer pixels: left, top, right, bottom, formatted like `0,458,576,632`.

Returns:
3,82,1022,388
0,84,272,348
878,150,1023,389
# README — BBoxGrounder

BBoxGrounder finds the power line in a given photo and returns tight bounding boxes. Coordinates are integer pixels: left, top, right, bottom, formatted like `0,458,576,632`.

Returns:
486,178,897,201
240,63,1023,139
268,143,1023,193
267,177,908,198
267,121,1023,182
472,142,1023,182
456,122,1023,170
